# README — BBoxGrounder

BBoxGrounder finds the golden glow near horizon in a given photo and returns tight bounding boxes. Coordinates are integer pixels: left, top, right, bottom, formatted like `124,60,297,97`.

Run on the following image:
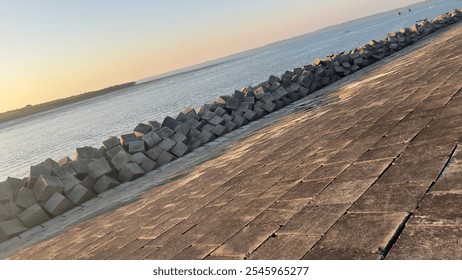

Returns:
0,0,425,113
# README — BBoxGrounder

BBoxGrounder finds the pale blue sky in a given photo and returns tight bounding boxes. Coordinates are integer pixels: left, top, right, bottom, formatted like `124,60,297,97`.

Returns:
0,0,424,112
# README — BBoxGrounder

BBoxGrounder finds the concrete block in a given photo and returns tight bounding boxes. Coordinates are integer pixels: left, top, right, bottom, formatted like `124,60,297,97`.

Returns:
253,107,266,118
211,124,228,136
174,121,191,136
58,156,72,166
103,136,120,150
243,110,258,121
120,133,138,149
216,96,228,105
69,158,92,179
244,97,255,104
18,204,50,228
272,87,288,99
106,145,124,159
172,132,188,144
66,184,95,205
133,123,152,137
201,111,216,121
288,91,300,102
188,137,202,150
233,90,245,100
299,86,310,97
233,115,247,127
199,130,214,144
94,176,120,194
286,83,301,93
226,97,240,110
43,192,75,217
52,164,77,180
118,163,145,182
0,218,28,242
162,116,178,131
185,118,200,129
208,115,225,126
61,175,81,195
159,138,176,152
260,93,275,103
171,142,190,158
140,157,158,172
81,175,96,191
175,112,189,122
88,158,113,179
275,99,284,109
15,187,37,209
157,126,175,140
222,114,233,122
128,140,146,154
157,151,177,166
147,120,162,131
33,175,64,202
183,107,200,120
29,165,52,188
188,128,202,139
75,147,102,160
268,75,281,84
0,202,23,221
130,152,148,165
0,181,11,202
282,96,292,106
141,131,162,148
201,123,215,132
225,121,238,132
254,101,265,109
238,102,253,112
111,150,131,171
263,101,277,113
146,145,163,161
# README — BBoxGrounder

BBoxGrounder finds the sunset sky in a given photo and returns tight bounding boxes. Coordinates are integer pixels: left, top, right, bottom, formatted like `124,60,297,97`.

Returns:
0,0,424,113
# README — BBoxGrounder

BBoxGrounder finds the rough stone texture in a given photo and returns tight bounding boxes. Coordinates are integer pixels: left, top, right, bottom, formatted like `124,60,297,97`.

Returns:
66,184,95,205
133,123,152,137
43,192,74,217
140,157,158,172
106,145,125,159
111,150,131,171
18,204,50,228
159,138,176,152
94,176,120,194
157,151,177,166
171,142,190,158
118,163,145,182
88,158,113,180
128,141,146,154
172,133,188,144
15,187,37,209
0,219,28,242
33,175,64,202
141,132,162,148
103,136,120,151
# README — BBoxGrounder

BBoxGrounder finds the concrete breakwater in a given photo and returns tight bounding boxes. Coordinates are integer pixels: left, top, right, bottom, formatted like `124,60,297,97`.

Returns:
1,9,461,243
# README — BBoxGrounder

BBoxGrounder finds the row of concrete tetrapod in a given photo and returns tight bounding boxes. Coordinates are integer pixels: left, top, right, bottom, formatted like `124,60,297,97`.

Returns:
1,9,461,243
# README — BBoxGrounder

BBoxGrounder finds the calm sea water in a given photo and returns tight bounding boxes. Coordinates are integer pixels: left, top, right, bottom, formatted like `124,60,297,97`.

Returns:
1,0,461,181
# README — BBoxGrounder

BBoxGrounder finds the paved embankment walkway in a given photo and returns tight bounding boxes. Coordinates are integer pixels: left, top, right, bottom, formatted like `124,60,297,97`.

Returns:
4,23,462,260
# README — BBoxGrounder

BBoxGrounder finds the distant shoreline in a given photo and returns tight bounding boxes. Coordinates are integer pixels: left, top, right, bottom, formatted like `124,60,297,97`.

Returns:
0,82,136,125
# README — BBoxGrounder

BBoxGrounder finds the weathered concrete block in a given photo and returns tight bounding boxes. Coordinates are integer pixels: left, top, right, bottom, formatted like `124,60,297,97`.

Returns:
175,112,189,122
130,152,148,165
171,142,190,158
272,87,288,99
269,82,281,92
199,130,214,144
254,101,265,109
260,93,275,103
140,157,158,172
159,138,176,152
141,131,162,148
0,181,11,203
111,150,131,171
0,218,28,242
214,107,226,117
61,175,81,195
299,86,310,97
29,165,52,188
172,132,188,144
174,121,191,136
128,140,146,154
162,116,178,131
18,204,50,228
147,120,162,131
233,90,245,100
188,128,202,139
263,101,277,113
183,107,200,120
188,137,202,150
88,158,113,179
81,175,96,191
94,176,120,194
233,114,247,127
201,123,215,132
103,136,120,150
201,111,216,121
51,164,77,180
222,114,233,123
43,192,74,217
243,110,258,121
58,156,72,166
211,124,228,136
75,147,102,160
208,115,225,126
157,126,175,140
157,151,177,166
118,163,145,182
69,158,92,179
0,202,22,222
225,121,238,132
146,145,163,161
67,184,95,205
274,99,284,109
120,133,138,149
15,187,37,209
133,123,152,137
106,145,124,159
254,107,266,118
282,96,292,106
268,75,281,84
33,175,64,202
238,102,253,112
226,97,240,110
